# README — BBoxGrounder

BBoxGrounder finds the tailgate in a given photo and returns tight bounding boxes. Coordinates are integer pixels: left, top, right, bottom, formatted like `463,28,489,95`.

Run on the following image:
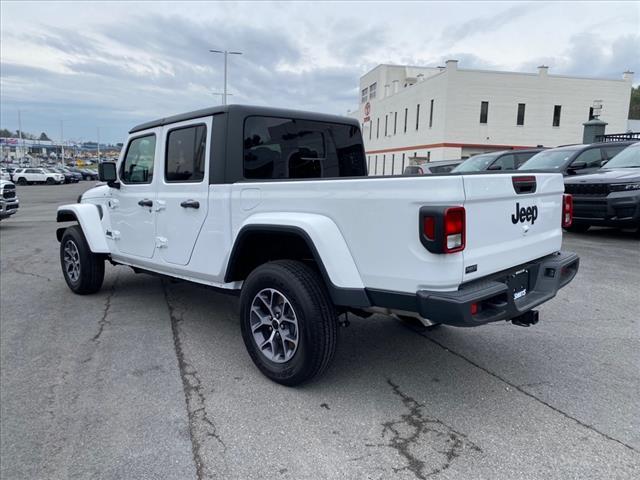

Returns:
462,173,564,282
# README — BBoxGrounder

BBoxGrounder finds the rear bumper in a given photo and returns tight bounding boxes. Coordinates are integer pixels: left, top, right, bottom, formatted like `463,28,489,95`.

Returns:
416,251,579,327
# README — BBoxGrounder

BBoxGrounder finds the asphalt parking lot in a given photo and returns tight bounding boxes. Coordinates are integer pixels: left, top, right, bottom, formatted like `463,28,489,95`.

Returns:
1,183,639,480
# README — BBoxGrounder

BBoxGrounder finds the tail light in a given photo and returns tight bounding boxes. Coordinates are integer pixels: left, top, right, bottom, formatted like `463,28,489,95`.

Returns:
420,206,466,254
562,194,573,228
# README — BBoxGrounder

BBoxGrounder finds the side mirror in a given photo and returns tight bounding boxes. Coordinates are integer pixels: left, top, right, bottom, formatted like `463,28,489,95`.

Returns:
98,162,119,188
600,159,609,167
569,161,587,170
487,164,502,170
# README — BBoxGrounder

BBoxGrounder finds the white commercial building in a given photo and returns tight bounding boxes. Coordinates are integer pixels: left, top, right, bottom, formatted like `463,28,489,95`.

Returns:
351,61,634,175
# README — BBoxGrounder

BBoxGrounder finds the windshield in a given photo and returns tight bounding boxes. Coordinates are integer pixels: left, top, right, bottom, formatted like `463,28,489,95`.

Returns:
451,153,500,172
602,143,640,168
519,149,575,170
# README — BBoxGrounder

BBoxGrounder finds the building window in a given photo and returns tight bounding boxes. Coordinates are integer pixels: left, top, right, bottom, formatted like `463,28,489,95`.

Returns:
517,103,525,126
480,101,489,124
589,107,595,120
393,112,398,135
369,121,372,140
404,108,408,133
369,83,377,99
384,115,388,136
401,152,406,172
416,104,420,130
429,99,434,128
361,87,368,104
427,151,431,161
376,118,380,139
382,154,386,175
391,153,395,174
553,105,561,127
374,155,378,175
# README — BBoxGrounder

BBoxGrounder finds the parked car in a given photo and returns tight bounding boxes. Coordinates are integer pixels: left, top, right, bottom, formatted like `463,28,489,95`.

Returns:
0,180,19,220
56,104,579,385
563,142,640,232
451,149,545,173
1,168,11,181
12,167,65,185
403,159,463,175
51,167,81,183
80,168,99,180
68,166,98,180
518,141,635,176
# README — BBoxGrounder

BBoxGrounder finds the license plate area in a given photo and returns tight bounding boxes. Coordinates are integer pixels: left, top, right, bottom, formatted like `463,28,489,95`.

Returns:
508,269,530,300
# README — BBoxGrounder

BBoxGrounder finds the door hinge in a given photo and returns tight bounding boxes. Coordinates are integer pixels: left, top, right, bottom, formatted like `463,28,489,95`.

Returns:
155,200,166,212
155,236,168,248
106,229,121,240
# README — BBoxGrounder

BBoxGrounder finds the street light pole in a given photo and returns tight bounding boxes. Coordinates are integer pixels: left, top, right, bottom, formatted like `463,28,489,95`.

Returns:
209,49,242,105
60,120,65,167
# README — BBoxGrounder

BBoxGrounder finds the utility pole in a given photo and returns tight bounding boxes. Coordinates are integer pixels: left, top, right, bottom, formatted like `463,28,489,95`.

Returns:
209,49,242,105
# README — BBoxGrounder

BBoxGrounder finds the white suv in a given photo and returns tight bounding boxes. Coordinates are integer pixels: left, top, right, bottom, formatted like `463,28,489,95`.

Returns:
13,168,64,185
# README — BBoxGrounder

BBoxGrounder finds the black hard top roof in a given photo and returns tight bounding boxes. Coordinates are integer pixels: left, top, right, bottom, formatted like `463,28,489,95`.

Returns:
129,104,360,134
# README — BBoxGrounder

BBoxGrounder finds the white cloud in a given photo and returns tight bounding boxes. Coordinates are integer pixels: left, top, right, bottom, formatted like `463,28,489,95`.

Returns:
1,1,638,142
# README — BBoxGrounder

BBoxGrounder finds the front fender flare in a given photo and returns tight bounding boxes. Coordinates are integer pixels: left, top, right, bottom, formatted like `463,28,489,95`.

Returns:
56,204,109,253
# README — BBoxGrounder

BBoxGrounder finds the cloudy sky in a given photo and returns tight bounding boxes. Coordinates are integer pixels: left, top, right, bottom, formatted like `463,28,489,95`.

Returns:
1,1,639,143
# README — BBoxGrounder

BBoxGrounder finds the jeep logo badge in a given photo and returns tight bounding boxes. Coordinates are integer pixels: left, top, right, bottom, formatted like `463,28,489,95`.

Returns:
511,202,538,225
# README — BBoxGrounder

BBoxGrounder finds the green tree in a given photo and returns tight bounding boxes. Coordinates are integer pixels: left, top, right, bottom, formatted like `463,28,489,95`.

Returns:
0,128,14,138
630,85,640,120
39,132,51,141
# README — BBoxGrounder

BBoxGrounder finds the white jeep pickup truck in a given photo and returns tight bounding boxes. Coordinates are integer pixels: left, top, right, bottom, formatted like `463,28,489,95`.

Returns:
56,105,579,385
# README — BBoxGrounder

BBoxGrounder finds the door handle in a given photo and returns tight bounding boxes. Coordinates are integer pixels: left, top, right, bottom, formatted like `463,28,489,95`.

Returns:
180,199,200,209
138,199,153,207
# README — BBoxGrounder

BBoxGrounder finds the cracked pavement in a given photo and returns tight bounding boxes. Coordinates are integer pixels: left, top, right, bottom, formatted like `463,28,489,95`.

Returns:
1,183,639,479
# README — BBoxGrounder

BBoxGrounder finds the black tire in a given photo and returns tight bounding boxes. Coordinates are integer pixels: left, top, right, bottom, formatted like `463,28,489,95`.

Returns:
46,177,55,185
17,177,27,185
565,223,590,233
240,260,337,386
60,225,105,294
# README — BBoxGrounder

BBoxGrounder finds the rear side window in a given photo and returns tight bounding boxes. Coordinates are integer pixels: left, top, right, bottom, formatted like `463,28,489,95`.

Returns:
243,116,366,179
121,134,156,184
165,125,207,182
515,151,537,167
601,144,627,160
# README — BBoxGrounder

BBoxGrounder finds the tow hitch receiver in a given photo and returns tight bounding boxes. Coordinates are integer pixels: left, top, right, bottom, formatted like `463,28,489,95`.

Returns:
512,310,539,327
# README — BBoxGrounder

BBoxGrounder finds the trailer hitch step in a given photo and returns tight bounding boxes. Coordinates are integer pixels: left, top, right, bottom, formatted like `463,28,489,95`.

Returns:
511,310,539,327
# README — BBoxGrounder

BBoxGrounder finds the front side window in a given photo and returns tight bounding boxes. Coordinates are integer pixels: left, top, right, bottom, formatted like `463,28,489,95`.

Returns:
492,154,516,170
572,148,603,168
165,125,206,182
121,134,156,184
243,116,366,179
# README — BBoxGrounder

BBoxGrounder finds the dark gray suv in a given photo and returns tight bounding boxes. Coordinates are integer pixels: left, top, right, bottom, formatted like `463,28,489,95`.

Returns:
564,142,640,232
